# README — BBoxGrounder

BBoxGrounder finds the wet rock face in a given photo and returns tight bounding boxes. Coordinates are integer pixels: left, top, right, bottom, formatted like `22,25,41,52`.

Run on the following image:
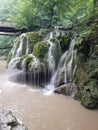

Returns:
0,109,28,130
54,83,77,97
57,35,71,52
75,37,98,109
81,85,98,109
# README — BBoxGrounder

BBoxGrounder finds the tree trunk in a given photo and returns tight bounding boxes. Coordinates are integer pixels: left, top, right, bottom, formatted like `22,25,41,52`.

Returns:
48,1,56,28
93,0,97,13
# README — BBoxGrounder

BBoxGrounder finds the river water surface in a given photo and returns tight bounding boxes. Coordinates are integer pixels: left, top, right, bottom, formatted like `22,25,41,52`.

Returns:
0,60,98,130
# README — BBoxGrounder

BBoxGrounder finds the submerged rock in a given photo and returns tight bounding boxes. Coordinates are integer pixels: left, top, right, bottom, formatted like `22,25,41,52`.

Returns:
0,109,28,130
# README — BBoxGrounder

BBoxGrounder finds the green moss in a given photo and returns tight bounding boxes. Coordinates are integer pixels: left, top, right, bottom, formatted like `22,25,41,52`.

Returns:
76,55,83,67
76,36,83,45
17,54,33,70
57,35,71,52
93,45,98,55
81,84,98,109
27,32,41,52
33,42,48,59
6,51,13,67
38,28,51,38
27,32,41,44
75,49,98,109
74,91,82,101
28,59,45,72
76,28,92,45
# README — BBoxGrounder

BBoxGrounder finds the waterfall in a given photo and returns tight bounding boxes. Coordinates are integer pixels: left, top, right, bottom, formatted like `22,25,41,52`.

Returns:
64,38,77,83
47,40,55,73
45,37,77,92
8,28,77,91
16,33,29,57
8,33,29,69
47,32,57,73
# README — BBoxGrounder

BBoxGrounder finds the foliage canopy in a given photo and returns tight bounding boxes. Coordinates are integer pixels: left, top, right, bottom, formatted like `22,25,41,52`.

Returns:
0,0,97,29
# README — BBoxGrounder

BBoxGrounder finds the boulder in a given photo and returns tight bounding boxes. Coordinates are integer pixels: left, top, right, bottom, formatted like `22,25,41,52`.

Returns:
54,83,77,97
75,34,98,109
81,84,98,109
0,109,28,130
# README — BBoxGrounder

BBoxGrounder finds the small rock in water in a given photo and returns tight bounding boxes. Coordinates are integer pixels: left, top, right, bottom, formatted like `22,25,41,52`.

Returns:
0,109,17,125
0,109,28,130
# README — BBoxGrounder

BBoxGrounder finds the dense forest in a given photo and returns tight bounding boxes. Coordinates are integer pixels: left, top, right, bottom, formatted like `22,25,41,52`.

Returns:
0,0,97,28
0,0,98,110
0,0,98,56
0,0,97,49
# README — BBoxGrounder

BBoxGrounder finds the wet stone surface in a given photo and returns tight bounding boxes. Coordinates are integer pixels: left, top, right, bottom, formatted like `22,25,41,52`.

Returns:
0,109,28,130
54,83,77,97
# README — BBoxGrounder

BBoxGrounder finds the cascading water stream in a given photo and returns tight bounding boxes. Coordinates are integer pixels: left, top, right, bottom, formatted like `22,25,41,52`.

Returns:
16,33,29,57
55,26,60,37
47,40,55,73
46,32,56,74
8,33,29,69
64,38,77,83
45,36,77,94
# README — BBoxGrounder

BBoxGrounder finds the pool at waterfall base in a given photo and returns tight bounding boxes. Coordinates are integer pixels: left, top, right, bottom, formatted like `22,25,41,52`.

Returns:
0,60,98,130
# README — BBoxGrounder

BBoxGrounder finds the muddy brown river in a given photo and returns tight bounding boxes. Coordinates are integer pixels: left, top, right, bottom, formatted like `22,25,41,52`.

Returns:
0,60,98,130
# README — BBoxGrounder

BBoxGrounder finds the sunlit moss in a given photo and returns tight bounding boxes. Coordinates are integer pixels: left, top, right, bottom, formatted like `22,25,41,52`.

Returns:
33,42,49,59
27,32,41,52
